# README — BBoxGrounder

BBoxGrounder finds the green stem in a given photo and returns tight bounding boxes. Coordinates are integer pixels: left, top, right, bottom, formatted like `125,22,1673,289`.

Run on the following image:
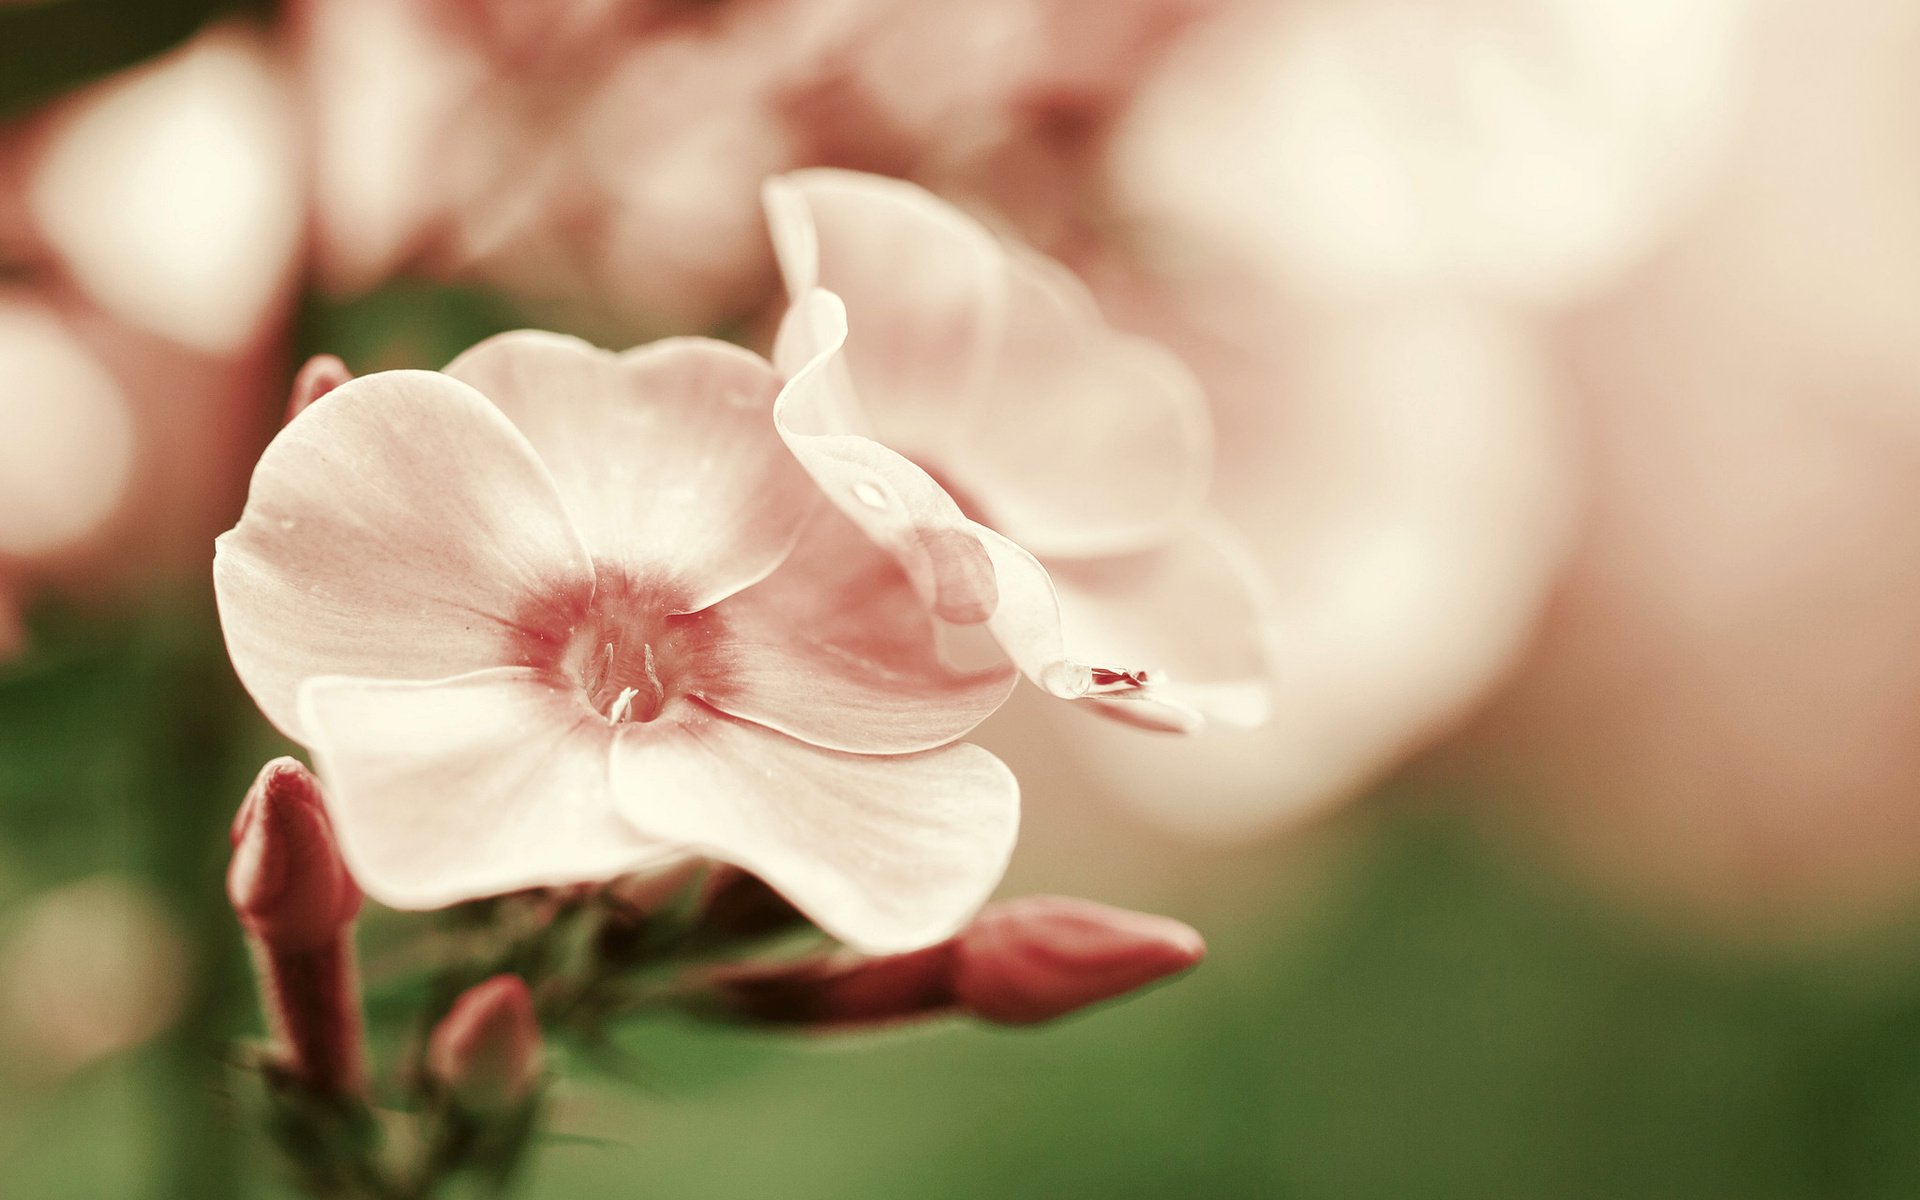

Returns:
128,598,268,1200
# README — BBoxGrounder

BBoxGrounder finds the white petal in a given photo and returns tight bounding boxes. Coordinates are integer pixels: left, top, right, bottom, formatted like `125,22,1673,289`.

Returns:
975,520,1274,731
299,668,674,909
611,714,1019,954
698,509,1016,754
959,249,1212,559
772,290,999,625
763,169,1004,457
214,369,594,740
445,331,819,610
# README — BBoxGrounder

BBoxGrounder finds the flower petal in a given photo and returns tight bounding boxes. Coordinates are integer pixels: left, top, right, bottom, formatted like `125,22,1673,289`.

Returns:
772,290,999,624
696,508,1017,754
214,371,594,741
764,169,1004,457
610,714,1019,954
444,331,820,609
959,249,1212,558
975,519,1274,732
299,668,675,910
766,169,1212,559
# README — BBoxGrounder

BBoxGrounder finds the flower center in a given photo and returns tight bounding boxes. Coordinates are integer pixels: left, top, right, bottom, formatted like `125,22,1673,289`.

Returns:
515,567,721,726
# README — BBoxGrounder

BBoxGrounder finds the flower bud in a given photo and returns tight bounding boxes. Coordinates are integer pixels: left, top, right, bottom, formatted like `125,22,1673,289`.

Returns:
285,353,352,422
230,757,366,1096
427,975,543,1112
229,757,362,953
702,944,955,1029
951,896,1205,1025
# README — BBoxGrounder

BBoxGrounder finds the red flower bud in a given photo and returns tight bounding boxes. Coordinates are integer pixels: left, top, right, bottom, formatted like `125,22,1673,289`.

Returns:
703,943,955,1029
230,757,366,1096
951,896,1205,1025
427,975,543,1112
285,353,352,423
229,757,362,953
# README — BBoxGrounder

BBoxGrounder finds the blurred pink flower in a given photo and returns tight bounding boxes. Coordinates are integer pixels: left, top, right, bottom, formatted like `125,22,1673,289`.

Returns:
1111,0,1745,307
1442,0,1920,927
296,0,843,325
0,25,300,643
295,0,1213,326
764,170,1272,733
780,0,1217,254
215,330,1018,953
1038,279,1575,842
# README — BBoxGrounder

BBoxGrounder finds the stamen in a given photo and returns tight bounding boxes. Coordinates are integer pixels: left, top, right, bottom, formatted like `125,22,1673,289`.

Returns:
642,642,663,707
606,686,641,724
585,641,615,696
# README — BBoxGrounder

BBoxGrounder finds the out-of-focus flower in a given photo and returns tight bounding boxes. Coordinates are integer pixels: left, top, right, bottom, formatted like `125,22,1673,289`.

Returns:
20,25,302,354
215,331,1018,954
297,0,1212,327
1047,282,1575,840
1443,0,1920,926
296,0,842,326
0,296,136,564
427,975,542,1113
230,758,367,1097
703,894,1204,1028
781,0,1217,253
0,876,190,1082
765,169,1272,733
1111,0,1746,307
0,25,301,643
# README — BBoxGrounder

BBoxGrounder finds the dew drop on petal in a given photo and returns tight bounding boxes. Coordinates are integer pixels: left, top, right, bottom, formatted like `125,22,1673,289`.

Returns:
1042,661,1095,698
852,481,889,510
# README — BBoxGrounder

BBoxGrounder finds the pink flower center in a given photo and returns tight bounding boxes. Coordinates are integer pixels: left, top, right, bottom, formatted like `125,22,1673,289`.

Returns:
515,567,724,726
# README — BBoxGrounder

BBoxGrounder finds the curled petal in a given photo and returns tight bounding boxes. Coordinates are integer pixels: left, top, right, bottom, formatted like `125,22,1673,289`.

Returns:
766,169,1211,558
445,332,819,610
299,668,676,909
961,250,1212,558
611,715,1019,955
764,169,1003,456
214,370,594,740
772,290,998,624
975,520,1273,731
699,509,1017,754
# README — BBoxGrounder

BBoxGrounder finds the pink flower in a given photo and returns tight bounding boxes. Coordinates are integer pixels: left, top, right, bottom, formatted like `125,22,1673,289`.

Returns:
762,169,1272,733
214,330,1018,954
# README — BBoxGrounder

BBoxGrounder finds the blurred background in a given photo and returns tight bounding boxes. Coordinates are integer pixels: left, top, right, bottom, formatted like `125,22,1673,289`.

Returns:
4,0,1920,1195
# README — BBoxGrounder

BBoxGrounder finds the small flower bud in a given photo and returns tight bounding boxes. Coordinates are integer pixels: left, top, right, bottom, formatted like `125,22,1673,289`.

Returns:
427,975,543,1112
230,757,366,1096
285,354,352,422
702,944,955,1029
951,896,1205,1026
229,757,362,953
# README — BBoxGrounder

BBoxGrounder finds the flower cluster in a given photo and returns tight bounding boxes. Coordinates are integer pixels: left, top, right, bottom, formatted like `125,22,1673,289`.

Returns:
216,170,1270,958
